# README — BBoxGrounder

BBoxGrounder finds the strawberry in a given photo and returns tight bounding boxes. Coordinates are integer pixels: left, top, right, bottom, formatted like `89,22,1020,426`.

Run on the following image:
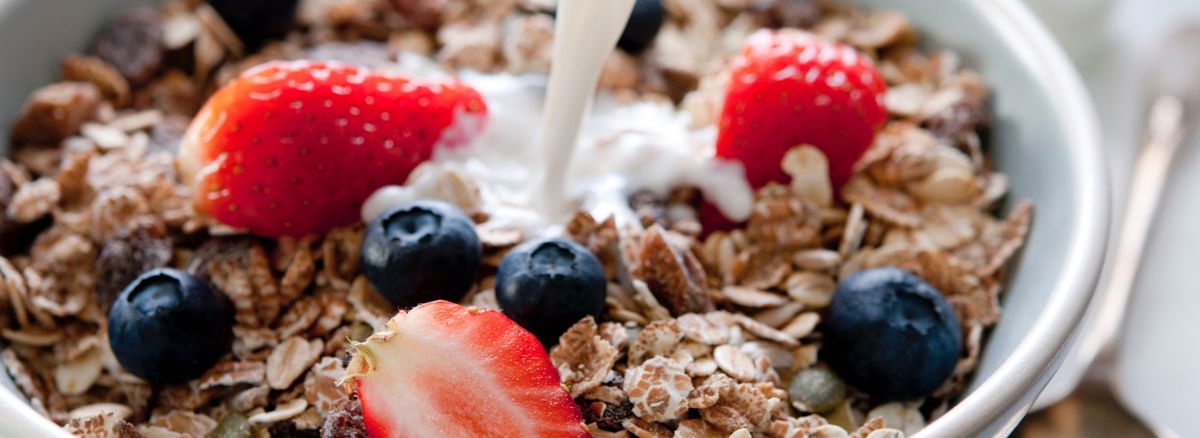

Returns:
179,61,488,237
715,29,887,194
338,301,588,438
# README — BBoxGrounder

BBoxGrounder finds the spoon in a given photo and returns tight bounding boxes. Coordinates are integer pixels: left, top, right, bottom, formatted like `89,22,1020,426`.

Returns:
1022,26,1200,438
536,0,636,218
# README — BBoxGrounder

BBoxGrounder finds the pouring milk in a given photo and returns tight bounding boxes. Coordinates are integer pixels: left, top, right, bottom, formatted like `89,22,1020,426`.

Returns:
362,0,754,238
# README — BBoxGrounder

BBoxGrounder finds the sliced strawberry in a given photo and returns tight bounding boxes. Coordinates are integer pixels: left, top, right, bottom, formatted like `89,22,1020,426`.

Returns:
339,301,588,438
179,61,488,237
715,29,887,194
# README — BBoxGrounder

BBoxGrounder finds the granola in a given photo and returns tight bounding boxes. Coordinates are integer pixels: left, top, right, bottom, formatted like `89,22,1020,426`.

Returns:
1,0,1031,437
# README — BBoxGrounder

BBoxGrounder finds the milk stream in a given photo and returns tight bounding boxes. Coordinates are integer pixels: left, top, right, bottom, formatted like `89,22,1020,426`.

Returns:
537,0,636,219
361,4,754,238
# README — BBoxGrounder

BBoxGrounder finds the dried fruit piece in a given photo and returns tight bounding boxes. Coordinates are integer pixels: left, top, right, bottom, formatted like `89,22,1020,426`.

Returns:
95,218,172,311
321,398,368,438
390,0,449,30
209,412,254,438
788,367,847,413
91,7,164,86
207,0,299,49
579,400,636,432
10,82,101,144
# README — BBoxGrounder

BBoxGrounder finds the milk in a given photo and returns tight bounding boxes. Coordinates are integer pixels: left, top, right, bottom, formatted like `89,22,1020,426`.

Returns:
362,1,754,237
537,0,636,219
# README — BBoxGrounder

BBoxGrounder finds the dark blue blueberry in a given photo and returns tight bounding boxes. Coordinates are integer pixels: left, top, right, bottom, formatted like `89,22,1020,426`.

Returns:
107,268,234,385
495,238,607,345
361,200,482,308
207,0,299,49
821,267,961,401
618,0,666,54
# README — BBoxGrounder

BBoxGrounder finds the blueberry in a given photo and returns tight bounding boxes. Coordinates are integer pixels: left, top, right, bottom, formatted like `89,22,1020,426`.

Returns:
495,239,607,345
361,200,482,308
108,268,234,385
207,0,299,49
618,0,666,54
820,267,961,401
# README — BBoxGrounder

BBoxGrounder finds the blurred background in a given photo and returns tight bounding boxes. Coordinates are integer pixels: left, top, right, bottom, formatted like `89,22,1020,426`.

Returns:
1018,0,1200,436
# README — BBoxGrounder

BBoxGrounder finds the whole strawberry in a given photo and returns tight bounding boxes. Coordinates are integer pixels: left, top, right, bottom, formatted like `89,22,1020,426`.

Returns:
716,29,887,193
179,61,488,237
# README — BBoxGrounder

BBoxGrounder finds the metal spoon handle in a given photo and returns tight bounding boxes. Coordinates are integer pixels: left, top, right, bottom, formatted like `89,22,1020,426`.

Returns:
1087,95,1186,362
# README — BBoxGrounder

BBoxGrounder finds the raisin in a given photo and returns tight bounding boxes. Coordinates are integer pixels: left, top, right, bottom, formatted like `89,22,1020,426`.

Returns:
923,100,989,143
95,218,173,311
268,420,320,438
577,399,635,431
321,398,369,438
185,236,262,280
207,0,299,49
0,168,50,255
389,0,448,31
91,7,164,87
772,0,822,29
629,190,667,228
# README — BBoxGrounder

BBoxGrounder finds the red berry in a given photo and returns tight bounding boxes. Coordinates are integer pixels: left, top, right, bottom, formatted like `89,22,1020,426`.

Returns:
715,29,887,193
339,301,589,438
179,61,488,237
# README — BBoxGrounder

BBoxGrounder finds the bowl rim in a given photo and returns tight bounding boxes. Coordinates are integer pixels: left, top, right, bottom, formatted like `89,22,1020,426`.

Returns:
0,0,1108,436
915,0,1108,436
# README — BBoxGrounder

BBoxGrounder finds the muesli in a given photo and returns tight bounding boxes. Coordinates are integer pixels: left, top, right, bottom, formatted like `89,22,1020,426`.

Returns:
0,0,1030,437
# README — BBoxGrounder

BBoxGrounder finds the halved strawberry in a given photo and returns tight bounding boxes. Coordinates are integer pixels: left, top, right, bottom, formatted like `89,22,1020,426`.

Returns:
339,301,588,438
179,61,488,237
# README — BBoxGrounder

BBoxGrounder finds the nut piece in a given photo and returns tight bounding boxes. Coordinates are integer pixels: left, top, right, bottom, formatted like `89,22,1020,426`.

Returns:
623,356,693,423
633,225,713,316
61,55,131,108
10,82,101,144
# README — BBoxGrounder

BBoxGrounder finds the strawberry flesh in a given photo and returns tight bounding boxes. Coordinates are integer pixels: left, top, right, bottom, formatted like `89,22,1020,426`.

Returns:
179,61,487,237
340,301,588,438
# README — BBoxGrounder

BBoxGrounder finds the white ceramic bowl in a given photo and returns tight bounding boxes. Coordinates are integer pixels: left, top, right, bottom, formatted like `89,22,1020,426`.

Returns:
0,0,1107,436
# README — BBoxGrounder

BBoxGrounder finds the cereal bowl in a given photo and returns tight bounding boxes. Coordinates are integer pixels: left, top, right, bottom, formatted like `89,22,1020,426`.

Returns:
0,0,1106,437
